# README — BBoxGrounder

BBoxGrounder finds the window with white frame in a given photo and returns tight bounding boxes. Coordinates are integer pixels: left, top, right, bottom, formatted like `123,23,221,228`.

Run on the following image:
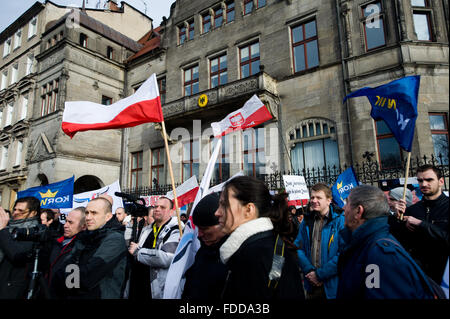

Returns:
0,146,8,170
5,103,13,127
3,37,11,57
14,29,22,50
11,64,18,85
1,71,7,90
14,141,23,167
26,54,34,75
28,16,37,39
20,95,28,120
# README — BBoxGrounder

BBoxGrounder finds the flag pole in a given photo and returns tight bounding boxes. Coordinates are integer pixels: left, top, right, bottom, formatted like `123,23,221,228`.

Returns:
161,120,183,237
399,151,411,221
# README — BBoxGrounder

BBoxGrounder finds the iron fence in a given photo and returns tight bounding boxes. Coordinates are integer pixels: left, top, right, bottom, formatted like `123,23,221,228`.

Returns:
122,153,449,197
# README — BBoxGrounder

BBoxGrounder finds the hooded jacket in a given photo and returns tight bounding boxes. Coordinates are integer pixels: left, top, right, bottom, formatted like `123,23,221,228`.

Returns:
293,205,345,298
0,216,40,299
54,217,127,299
135,216,182,299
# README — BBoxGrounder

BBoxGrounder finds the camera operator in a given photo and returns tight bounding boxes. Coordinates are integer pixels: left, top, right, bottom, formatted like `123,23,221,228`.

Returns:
0,197,41,299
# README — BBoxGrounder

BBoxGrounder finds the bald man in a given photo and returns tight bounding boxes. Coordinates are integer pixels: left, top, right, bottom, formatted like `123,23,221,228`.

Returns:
55,198,127,299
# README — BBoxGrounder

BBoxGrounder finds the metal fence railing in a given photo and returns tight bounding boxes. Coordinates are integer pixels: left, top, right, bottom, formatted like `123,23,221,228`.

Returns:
123,153,449,197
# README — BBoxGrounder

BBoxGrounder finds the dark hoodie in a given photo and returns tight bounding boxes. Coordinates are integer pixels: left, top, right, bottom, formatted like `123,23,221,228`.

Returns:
53,217,127,299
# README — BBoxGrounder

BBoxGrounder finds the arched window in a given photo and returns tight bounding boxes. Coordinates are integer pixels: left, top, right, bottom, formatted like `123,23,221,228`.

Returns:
288,118,340,172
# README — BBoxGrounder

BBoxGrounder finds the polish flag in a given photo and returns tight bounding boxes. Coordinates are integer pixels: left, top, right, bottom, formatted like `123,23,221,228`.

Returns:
166,175,199,208
211,94,273,137
62,74,164,138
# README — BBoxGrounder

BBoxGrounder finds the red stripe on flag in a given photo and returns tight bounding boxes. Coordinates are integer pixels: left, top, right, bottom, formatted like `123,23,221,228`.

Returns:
175,186,199,208
218,104,272,137
62,97,163,138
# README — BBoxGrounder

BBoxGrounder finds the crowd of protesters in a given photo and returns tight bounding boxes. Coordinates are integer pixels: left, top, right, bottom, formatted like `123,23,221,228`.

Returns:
0,164,447,300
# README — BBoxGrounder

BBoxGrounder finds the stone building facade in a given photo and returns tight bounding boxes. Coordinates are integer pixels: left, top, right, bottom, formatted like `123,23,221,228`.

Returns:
123,0,448,191
0,0,152,209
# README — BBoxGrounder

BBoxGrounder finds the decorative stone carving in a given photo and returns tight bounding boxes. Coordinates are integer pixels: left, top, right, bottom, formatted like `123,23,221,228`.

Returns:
163,102,184,117
224,79,258,97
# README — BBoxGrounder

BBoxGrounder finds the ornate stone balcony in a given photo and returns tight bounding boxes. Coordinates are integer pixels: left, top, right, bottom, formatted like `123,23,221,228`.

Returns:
162,72,279,127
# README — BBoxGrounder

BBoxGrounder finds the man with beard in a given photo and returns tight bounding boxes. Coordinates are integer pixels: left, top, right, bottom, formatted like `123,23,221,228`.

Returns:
391,164,449,284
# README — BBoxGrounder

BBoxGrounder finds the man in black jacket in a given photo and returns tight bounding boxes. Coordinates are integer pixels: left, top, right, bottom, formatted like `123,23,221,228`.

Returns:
44,207,86,298
390,164,449,283
54,197,127,299
0,197,41,299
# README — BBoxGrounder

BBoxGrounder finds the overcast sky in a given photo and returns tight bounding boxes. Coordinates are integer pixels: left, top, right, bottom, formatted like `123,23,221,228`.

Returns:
0,0,175,33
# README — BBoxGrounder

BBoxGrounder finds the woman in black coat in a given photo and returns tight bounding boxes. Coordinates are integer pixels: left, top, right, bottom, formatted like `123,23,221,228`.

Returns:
215,176,305,299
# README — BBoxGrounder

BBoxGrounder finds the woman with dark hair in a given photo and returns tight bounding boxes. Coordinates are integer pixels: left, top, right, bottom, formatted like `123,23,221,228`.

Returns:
215,176,305,299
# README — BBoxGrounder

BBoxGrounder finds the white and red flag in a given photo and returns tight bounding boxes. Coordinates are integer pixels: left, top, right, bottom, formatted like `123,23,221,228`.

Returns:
211,94,272,137
165,175,199,208
62,74,163,138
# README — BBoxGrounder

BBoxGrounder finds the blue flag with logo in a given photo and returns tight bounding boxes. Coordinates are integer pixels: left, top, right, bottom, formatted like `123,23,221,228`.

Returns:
331,167,359,208
343,75,420,152
17,176,74,209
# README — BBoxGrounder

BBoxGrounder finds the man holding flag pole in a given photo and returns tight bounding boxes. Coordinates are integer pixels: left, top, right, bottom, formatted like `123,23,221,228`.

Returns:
343,75,420,220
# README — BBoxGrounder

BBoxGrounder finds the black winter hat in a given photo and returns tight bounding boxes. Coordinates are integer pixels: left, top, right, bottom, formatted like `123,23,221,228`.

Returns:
192,192,220,227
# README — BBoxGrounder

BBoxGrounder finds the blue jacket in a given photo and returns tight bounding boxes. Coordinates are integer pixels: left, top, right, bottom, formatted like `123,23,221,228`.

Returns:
294,206,345,298
336,216,435,299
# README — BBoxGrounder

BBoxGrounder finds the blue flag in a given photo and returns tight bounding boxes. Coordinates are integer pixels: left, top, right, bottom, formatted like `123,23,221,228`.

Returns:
343,75,420,152
17,176,74,209
331,167,359,208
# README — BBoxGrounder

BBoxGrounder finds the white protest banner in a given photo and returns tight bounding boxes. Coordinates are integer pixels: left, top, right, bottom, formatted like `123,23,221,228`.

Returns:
60,180,124,215
283,175,309,202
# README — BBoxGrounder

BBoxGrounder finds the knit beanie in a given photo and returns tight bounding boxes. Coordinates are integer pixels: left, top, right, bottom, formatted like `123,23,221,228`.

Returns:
192,192,220,227
389,187,413,207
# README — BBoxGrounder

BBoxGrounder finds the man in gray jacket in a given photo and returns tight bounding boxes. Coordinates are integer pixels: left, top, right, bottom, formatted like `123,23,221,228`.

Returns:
129,196,182,299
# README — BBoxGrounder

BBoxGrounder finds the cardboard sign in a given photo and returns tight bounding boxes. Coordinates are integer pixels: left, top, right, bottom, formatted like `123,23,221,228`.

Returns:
283,175,309,201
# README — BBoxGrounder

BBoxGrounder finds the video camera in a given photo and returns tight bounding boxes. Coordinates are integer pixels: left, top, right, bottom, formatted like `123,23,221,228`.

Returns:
12,224,59,243
115,192,148,218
